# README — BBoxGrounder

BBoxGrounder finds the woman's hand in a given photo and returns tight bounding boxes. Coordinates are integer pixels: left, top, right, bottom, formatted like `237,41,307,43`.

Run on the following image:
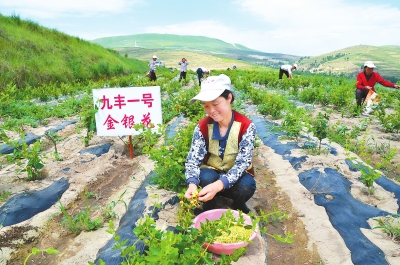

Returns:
184,183,198,199
198,180,224,202
365,86,372,90
395,85,400,89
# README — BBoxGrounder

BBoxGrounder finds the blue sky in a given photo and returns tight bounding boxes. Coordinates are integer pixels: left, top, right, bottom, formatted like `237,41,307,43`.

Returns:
0,0,399,56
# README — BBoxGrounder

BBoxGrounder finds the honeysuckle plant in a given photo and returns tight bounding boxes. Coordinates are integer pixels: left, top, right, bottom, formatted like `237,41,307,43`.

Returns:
91,190,293,265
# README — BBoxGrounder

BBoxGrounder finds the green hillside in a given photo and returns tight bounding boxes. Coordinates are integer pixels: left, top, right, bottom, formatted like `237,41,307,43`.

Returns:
91,33,256,53
91,33,301,67
298,45,400,82
0,13,148,89
114,47,260,71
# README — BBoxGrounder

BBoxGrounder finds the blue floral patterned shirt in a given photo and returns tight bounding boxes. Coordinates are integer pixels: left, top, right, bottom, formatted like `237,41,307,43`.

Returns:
185,120,256,189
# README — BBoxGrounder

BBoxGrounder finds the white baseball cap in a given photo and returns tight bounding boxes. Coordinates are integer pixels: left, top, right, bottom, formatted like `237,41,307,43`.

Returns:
189,74,231,104
293,63,298,69
152,55,157,59
364,61,376,68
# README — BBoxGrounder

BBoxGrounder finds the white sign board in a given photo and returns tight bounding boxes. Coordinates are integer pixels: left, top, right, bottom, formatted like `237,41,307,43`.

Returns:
92,86,162,136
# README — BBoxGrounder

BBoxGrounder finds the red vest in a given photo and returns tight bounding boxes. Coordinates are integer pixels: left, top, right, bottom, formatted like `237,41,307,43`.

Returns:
199,110,254,176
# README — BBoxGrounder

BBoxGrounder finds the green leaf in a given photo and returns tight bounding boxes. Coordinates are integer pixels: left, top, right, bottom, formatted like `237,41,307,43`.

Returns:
145,255,160,262
148,247,161,255
201,256,214,265
183,249,198,255
46,248,59,255
32,247,39,255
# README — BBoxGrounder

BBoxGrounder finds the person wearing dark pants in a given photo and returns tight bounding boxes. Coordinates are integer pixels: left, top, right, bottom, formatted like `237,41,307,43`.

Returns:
279,63,298,80
149,71,157,81
198,168,256,212
355,61,400,106
355,89,369,107
178,58,189,81
184,74,257,214
196,67,209,86
148,55,158,81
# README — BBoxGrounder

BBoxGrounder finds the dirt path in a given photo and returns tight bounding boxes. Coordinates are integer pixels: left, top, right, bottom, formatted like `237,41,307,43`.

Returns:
250,145,322,265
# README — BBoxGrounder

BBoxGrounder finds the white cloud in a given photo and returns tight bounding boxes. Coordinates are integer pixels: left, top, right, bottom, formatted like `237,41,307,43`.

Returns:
0,0,143,18
142,1,400,55
233,0,400,55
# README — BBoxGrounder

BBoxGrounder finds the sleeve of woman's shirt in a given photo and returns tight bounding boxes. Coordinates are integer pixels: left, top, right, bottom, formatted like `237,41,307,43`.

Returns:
376,73,396,88
219,122,257,189
356,73,366,89
184,124,207,185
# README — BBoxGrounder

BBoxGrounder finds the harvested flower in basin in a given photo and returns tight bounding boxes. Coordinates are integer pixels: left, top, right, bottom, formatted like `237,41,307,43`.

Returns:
193,209,257,255
214,225,253,243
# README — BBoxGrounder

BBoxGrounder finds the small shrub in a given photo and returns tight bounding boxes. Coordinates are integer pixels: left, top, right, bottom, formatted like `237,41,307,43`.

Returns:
58,200,103,235
373,214,400,241
2,133,45,181
257,92,288,119
280,107,310,141
329,84,353,107
375,101,400,133
299,87,321,104
310,112,329,152
24,248,59,265
78,95,98,147
99,190,128,221
359,165,381,195
149,122,196,192
131,123,163,155
0,190,12,202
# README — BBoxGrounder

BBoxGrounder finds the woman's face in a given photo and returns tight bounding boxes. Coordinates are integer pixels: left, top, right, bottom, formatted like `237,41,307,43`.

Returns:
202,94,232,123
365,67,374,75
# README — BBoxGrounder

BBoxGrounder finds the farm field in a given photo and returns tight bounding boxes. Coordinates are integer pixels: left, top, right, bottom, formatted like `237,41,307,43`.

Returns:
92,33,301,68
1,68,400,265
299,45,400,82
115,47,259,72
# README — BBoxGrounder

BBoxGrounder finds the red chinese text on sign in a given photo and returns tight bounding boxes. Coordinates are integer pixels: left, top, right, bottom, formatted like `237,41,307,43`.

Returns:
93,86,162,136
103,115,119,130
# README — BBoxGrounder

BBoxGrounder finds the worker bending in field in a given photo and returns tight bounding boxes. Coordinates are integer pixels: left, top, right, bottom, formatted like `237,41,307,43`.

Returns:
196,67,210,86
279,63,298,80
355,61,399,106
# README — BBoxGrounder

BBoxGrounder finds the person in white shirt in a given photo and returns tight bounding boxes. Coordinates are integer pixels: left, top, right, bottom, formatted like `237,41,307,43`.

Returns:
148,55,158,81
178,58,189,81
279,64,298,80
196,67,210,86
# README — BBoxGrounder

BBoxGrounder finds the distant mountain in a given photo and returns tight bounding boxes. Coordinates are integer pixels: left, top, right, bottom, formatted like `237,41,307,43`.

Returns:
91,33,301,68
298,45,400,82
91,34,400,81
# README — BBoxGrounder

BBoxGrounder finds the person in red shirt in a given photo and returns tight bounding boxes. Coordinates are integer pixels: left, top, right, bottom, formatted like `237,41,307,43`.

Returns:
355,61,400,106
